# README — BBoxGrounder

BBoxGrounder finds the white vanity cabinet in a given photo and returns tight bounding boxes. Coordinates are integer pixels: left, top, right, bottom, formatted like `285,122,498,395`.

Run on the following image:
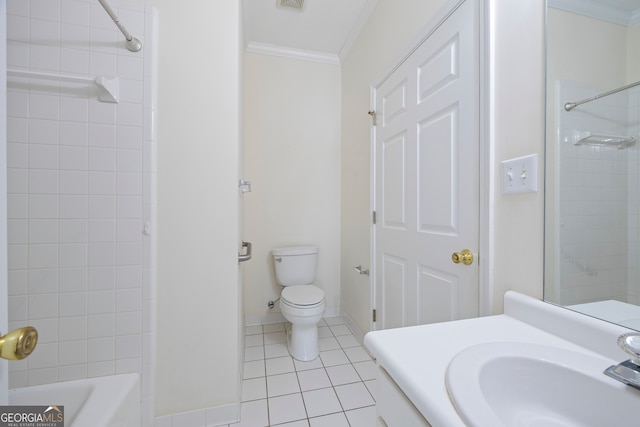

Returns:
376,366,432,427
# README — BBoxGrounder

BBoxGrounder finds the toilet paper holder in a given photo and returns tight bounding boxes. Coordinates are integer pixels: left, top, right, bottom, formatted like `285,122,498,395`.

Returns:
353,265,369,276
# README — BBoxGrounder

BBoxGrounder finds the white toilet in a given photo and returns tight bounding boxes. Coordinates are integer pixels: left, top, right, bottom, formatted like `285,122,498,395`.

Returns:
272,246,326,361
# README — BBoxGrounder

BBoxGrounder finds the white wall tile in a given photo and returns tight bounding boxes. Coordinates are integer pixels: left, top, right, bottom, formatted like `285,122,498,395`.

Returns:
59,244,87,268
88,219,115,242
59,316,88,341
89,123,116,147
28,220,58,244
60,122,88,147
59,268,87,292
8,117,29,143
29,119,59,144
29,195,58,219
60,146,88,170
29,294,59,319
117,149,142,173
28,244,58,269
89,171,115,195
89,147,115,171
31,0,61,21
30,44,61,72
88,242,115,267
88,313,115,338
30,19,61,47
28,269,58,294
116,196,142,219
61,0,90,26
59,195,88,219
29,144,59,169
29,170,58,194
88,290,115,315
8,220,27,245
88,195,115,218
117,125,142,150
88,266,115,291
60,171,89,195
60,96,89,122
8,168,28,194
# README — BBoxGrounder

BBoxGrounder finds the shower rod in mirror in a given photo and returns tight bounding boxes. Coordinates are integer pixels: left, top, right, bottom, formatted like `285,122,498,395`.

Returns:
564,79,640,111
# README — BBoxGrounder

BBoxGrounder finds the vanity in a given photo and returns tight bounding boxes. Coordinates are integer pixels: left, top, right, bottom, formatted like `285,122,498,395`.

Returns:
364,292,640,426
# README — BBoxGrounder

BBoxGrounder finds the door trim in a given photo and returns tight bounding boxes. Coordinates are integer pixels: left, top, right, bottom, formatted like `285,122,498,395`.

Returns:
369,0,492,332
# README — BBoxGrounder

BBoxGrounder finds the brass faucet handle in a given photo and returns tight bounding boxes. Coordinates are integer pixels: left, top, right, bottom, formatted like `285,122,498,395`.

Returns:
0,327,38,360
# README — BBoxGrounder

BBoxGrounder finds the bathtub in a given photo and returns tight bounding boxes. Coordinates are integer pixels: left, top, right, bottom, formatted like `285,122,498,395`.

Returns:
9,373,140,427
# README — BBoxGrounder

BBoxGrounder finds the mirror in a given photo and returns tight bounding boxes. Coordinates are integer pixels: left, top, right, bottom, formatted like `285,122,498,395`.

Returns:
544,0,640,330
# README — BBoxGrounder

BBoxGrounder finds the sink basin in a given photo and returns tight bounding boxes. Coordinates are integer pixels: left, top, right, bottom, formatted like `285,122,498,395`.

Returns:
446,342,640,427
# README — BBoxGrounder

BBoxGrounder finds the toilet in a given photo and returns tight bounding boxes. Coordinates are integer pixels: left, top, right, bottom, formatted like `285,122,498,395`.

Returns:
272,246,326,361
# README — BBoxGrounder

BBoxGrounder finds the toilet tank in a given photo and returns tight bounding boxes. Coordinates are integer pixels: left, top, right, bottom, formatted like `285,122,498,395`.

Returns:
272,246,318,286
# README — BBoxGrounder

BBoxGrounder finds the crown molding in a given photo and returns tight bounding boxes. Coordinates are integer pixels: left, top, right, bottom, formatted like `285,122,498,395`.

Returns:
338,0,379,63
245,42,341,65
548,0,640,26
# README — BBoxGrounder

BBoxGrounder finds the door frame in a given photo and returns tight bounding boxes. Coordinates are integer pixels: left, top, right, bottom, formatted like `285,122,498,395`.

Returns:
369,0,493,331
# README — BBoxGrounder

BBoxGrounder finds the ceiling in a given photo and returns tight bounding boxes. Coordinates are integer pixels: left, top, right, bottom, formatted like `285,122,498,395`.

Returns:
242,0,378,64
548,0,640,25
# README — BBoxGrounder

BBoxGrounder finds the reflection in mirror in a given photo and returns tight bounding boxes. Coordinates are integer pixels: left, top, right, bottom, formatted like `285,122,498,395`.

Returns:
545,0,640,330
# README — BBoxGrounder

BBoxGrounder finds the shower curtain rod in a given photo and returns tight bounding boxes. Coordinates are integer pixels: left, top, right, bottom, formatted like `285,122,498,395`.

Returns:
97,0,142,52
564,79,640,111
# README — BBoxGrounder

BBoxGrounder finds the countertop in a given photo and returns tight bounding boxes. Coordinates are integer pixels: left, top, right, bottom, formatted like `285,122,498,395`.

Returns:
363,292,632,427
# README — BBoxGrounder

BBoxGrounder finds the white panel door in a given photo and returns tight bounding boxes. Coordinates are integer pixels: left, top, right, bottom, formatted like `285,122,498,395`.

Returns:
374,0,479,330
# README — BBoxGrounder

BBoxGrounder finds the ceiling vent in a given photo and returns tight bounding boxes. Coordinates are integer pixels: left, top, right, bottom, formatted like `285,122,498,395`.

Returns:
278,0,305,11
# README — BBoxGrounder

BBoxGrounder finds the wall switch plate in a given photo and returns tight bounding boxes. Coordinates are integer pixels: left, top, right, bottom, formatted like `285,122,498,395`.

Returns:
501,154,538,194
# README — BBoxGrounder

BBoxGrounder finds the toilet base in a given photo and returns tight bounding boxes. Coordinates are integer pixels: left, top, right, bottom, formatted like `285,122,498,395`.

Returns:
286,322,320,361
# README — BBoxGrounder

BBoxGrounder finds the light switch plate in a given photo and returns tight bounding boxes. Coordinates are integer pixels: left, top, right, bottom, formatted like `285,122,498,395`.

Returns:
502,154,538,194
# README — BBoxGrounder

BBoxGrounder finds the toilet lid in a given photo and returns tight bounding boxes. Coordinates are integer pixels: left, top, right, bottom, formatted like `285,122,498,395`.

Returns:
281,285,325,306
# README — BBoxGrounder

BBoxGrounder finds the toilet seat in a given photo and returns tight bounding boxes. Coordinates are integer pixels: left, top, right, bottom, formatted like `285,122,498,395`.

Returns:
281,285,324,307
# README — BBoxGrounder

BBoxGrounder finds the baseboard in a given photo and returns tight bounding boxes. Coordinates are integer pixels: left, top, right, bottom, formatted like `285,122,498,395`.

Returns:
340,310,369,352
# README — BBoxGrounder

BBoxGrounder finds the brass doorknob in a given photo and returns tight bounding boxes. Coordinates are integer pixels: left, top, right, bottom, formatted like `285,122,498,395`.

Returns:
452,249,474,265
0,326,38,360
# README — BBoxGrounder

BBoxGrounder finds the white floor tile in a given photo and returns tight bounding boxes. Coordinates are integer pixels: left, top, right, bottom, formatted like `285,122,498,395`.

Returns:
262,323,285,333
319,349,349,367
345,405,377,427
240,318,377,426
328,325,351,336
335,334,360,348
343,346,372,363
267,372,300,397
273,420,309,427
266,356,295,376
243,360,265,380
244,346,265,362
323,317,345,326
245,325,263,335
268,393,307,425
318,336,340,351
364,379,376,401
264,331,287,345
334,382,375,410
302,387,342,418
245,334,264,347
317,327,332,338
231,399,268,427
353,360,377,381
293,357,324,371
297,368,331,392
326,364,361,386
308,412,350,427
265,342,289,359
241,377,267,402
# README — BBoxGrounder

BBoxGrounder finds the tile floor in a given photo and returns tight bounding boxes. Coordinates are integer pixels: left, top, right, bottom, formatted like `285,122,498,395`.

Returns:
229,317,377,427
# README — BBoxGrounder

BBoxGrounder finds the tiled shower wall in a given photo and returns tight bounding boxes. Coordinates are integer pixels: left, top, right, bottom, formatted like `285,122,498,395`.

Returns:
556,81,639,304
5,0,156,424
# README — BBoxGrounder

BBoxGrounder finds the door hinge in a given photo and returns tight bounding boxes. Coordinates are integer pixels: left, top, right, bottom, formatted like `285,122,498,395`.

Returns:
372,211,377,224
372,309,377,322
368,110,377,126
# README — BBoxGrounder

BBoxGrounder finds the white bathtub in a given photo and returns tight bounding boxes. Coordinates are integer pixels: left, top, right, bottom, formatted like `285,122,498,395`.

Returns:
9,373,140,427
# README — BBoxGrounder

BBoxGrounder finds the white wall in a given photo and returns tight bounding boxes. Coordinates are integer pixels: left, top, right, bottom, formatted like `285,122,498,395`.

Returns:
242,53,341,322
341,0,546,332
149,0,242,420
